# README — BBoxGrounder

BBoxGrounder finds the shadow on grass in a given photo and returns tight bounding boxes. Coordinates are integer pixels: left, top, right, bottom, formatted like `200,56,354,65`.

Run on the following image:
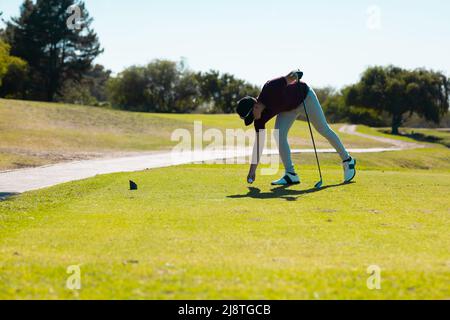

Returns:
228,182,354,202
381,129,449,148
0,192,20,202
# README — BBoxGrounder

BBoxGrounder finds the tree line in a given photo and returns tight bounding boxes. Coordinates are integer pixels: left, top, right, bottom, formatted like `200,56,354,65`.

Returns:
0,1,449,134
317,67,449,134
0,1,258,114
107,61,259,114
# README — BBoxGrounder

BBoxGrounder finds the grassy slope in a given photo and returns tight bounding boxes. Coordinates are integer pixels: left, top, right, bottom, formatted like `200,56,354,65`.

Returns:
357,125,450,147
0,147,449,299
397,128,450,148
1,99,389,171
0,99,193,170
293,146,450,172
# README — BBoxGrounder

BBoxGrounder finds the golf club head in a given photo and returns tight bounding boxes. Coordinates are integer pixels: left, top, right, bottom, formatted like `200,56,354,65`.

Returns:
314,180,323,189
295,70,304,80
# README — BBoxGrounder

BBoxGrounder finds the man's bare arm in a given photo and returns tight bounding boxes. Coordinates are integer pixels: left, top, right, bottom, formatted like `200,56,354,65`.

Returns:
247,130,266,183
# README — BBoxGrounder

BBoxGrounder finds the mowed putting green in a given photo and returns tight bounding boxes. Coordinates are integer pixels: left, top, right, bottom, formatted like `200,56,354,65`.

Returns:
1,149,449,299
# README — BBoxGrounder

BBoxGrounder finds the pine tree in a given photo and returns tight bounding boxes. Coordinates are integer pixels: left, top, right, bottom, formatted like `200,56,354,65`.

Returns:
5,0,102,101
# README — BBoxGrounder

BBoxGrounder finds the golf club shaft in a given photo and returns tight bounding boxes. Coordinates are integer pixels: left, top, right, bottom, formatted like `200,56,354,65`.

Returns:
303,101,323,181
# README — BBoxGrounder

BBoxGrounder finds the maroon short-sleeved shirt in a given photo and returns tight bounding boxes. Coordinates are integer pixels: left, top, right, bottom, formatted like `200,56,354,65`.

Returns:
255,77,309,131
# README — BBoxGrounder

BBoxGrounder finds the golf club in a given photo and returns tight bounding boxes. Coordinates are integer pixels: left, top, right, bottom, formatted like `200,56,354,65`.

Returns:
296,71,323,188
303,101,323,188
303,102,323,189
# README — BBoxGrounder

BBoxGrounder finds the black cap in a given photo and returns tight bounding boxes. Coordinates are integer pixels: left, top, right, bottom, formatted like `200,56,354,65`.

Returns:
237,97,256,126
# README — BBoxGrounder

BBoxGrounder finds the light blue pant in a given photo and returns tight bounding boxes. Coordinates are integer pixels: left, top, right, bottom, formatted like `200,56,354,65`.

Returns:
275,88,350,173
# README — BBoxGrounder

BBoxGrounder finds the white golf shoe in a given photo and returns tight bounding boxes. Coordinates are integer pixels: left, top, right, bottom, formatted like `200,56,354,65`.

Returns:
271,172,300,186
343,157,356,183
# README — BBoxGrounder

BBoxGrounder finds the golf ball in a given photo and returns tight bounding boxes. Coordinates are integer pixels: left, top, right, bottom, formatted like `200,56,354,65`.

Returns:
248,178,254,184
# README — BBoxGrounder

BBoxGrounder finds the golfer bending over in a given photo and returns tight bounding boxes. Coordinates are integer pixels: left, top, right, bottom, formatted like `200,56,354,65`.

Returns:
237,71,356,186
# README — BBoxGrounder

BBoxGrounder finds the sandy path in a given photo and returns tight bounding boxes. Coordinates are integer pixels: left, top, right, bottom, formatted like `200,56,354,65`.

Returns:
339,125,424,149
0,125,423,195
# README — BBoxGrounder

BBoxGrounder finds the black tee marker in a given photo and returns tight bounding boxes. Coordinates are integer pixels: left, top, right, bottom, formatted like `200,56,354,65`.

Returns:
130,180,138,190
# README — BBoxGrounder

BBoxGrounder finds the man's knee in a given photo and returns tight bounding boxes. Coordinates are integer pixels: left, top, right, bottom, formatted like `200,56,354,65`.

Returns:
275,129,289,143
276,137,289,150
316,124,334,137
276,134,290,149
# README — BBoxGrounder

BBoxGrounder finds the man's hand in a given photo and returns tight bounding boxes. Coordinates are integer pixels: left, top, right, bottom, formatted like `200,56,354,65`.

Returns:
286,71,298,84
286,70,304,84
247,164,257,184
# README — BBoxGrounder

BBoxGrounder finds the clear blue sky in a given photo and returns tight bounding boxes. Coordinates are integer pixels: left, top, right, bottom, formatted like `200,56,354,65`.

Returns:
2,0,449,88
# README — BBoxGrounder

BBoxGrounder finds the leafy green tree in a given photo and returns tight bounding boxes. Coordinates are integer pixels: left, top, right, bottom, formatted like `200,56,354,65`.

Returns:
0,40,27,94
58,79,96,106
314,86,336,105
58,64,111,105
0,59,29,99
144,60,197,113
316,87,385,126
107,66,147,111
4,0,102,101
85,64,111,102
172,70,200,113
107,62,259,114
196,70,259,113
0,41,11,84
346,66,449,134
196,70,221,113
107,60,200,113
0,11,4,36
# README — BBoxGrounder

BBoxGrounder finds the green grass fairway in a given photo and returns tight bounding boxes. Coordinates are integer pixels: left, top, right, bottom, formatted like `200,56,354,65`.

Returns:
0,99,390,171
1,149,449,299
